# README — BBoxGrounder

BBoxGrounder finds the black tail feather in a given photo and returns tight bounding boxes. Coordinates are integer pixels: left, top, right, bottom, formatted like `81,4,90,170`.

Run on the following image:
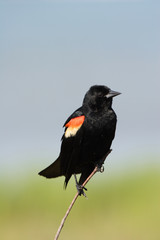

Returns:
64,174,72,189
38,157,62,179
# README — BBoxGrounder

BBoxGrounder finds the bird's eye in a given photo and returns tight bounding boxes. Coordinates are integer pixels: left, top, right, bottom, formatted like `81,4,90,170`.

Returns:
98,93,103,98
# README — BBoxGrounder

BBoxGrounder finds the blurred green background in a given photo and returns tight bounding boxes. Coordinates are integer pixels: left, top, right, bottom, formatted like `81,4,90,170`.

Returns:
1,163,160,240
1,1,160,239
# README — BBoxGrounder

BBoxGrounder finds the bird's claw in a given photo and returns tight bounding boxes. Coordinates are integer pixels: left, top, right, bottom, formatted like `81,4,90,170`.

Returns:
76,184,88,198
96,164,104,173
74,174,88,198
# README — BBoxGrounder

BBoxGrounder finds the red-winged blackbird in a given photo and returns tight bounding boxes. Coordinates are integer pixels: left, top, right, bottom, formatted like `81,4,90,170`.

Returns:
39,85,120,193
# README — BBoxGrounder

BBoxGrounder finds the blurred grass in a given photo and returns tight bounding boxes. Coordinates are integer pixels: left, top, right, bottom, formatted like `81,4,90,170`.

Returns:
0,166,160,240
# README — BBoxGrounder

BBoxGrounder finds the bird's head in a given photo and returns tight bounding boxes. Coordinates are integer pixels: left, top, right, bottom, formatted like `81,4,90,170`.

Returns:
83,85,121,111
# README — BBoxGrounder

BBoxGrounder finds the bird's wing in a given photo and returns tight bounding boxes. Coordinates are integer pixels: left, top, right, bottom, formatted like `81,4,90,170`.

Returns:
60,107,85,187
63,107,84,127
63,108,85,139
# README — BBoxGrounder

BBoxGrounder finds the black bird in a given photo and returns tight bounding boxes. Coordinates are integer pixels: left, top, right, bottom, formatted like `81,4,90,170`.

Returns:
39,85,120,194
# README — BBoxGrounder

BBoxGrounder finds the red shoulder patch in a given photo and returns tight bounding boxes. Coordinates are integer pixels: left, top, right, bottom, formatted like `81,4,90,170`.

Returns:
64,115,85,138
65,115,85,128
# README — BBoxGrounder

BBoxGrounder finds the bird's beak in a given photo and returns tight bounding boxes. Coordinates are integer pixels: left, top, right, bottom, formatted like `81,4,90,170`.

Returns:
106,89,121,99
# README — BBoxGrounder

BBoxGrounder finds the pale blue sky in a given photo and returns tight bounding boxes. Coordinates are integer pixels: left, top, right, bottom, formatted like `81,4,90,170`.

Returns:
1,1,160,178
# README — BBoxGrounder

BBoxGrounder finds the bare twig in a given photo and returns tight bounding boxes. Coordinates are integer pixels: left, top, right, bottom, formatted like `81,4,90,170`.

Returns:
54,149,112,240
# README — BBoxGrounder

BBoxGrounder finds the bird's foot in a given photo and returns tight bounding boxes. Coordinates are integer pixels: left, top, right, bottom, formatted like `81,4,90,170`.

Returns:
76,184,88,198
96,164,104,173
74,174,88,198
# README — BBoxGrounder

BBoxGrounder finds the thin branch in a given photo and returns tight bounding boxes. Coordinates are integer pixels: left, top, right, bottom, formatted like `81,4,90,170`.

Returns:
54,149,112,240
